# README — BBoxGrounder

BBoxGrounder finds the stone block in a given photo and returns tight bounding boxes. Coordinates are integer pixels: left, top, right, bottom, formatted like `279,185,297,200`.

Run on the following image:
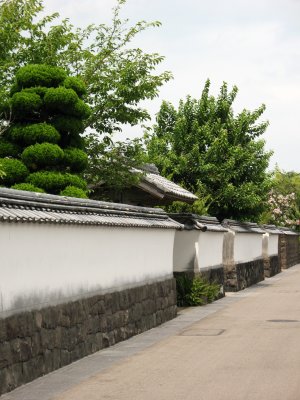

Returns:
104,293,113,312
40,328,56,350
119,289,130,310
0,367,11,395
43,349,54,374
34,311,43,330
52,348,61,370
10,337,32,363
10,363,24,390
0,341,12,368
87,315,100,334
42,307,59,329
0,277,177,395
0,319,8,343
31,332,42,357
60,349,70,366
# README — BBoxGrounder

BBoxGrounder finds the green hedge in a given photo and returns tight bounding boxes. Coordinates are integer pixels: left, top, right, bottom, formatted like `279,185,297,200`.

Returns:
64,147,88,172
22,143,64,170
0,139,20,158
63,77,87,98
27,171,87,193
44,87,78,114
21,123,60,145
23,86,49,99
16,64,67,88
11,183,45,193
70,99,91,119
60,185,88,199
51,115,84,136
68,135,85,150
11,91,42,120
9,125,24,144
0,158,29,186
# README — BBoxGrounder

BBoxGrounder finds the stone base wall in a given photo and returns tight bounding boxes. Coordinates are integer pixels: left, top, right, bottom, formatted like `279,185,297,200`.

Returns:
279,234,300,270
264,255,280,278
0,278,177,395
224,258,265,292
174,265,225,299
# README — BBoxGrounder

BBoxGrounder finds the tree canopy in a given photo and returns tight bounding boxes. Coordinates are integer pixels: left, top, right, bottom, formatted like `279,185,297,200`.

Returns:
0,0,171,136
0,0,172,190
145,80,272,221
0,64,90,197
263,167,300,228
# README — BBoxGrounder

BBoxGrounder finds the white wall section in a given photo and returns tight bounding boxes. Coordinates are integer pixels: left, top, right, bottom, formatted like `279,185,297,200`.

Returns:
0,223,175,314
234,233,263,263
197,231,224,270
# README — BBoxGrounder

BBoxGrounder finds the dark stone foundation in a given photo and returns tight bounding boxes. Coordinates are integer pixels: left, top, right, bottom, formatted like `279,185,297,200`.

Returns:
174,265,225,299
264,255,280,278
0,278,177,395
278,234,300,270
224,258,265,292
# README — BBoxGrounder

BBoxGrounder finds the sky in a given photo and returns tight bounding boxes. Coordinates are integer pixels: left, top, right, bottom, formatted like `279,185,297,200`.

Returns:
43,0,300,172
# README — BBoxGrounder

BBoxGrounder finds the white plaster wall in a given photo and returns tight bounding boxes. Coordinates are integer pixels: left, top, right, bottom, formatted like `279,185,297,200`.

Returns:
173,230,199,272
262,233,269,258
269,234,279,256
234,233,263,263
196,231,224,270
0,223,175,314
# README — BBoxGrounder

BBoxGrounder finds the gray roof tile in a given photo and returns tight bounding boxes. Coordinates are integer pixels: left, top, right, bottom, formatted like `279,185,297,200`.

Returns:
222,219,265,234
132,168,198,203
168,213,227,232
0,188,182,229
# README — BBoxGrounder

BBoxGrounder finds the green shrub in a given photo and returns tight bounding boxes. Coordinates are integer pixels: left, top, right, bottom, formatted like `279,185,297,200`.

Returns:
0,139,20,158
10,82,20,96
63,77,87,98
60,185,88,199
44,87,78,114
27,171,87,193
23,86,48,99
51,115,84,136
64,173,87,190
16,64,67,88
0,158,29,186
70,99,91,119
64,148,88,172
21,123,60,145
27,171,66,193
11,91,42,119
22,143,64,170
9,125,24,144
11,183,45,193
176,275,220,307
68,135,85,150
0,102,10,122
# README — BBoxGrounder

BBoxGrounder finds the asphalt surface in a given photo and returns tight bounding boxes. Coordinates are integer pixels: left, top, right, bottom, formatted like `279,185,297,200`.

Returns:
2,264,300,400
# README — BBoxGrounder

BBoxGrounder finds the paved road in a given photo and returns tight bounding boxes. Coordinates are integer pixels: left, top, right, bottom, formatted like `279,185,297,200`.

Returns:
3,264,300,400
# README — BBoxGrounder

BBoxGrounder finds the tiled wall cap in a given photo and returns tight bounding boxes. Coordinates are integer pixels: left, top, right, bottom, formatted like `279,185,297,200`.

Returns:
277,226,299,236
168,213,228,232
0,187,182,229
222,219,265,234
260,224,283,235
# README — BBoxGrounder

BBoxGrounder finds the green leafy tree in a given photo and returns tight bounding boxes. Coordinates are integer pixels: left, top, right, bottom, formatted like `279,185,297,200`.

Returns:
261,167,300,229
0,0,171,189
145,80,272,221
271,167,300,206
0,0,171,135
0,161,4,178
84,134,146,193
0,64,89,197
